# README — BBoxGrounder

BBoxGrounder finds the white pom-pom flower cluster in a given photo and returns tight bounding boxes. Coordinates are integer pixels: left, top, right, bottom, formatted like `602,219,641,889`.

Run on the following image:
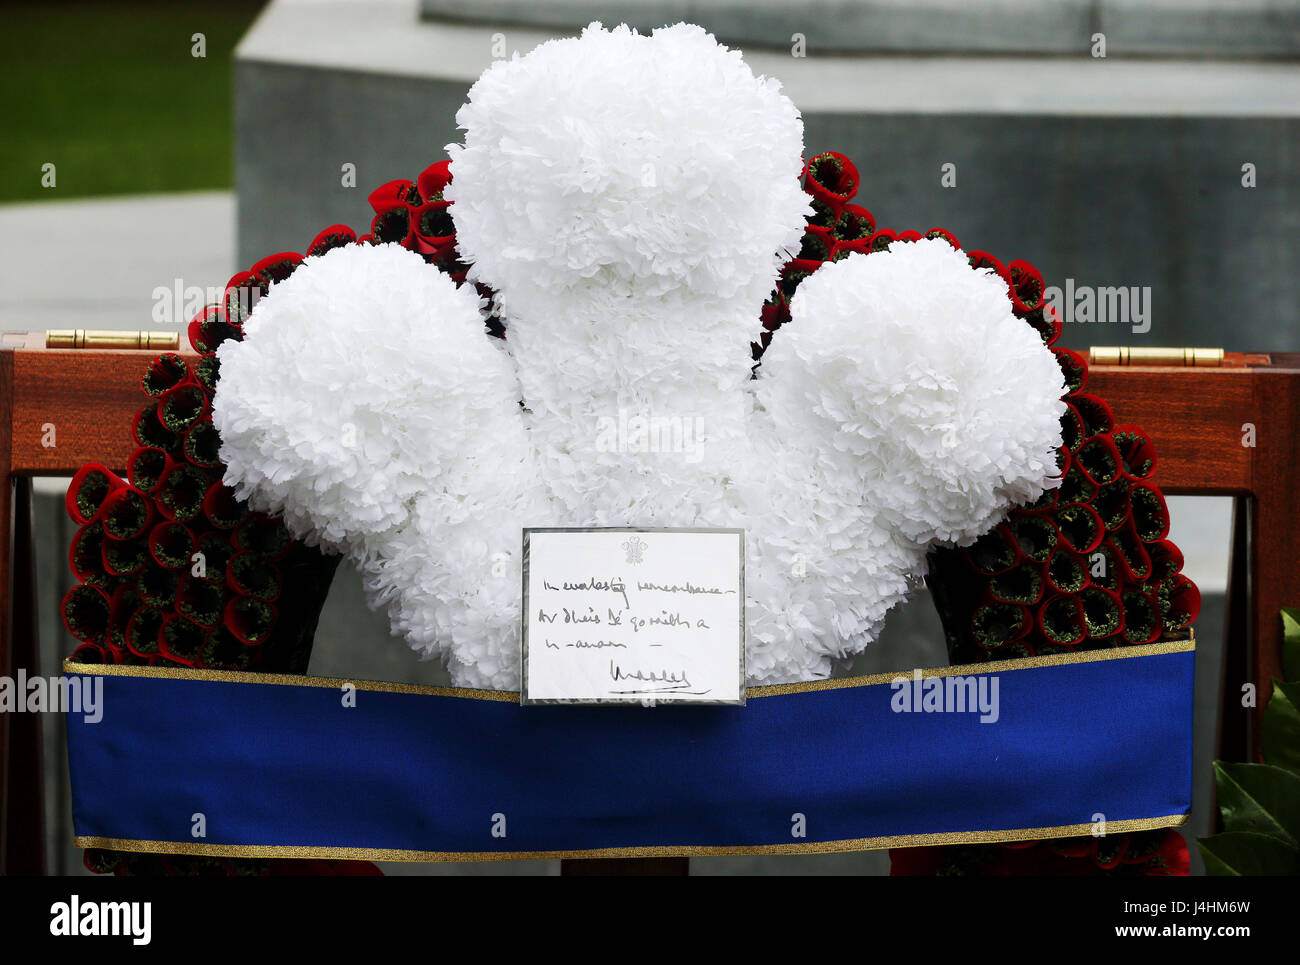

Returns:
213,242,548,687
213,24,1066,689
744,239,1066,681
758,239,1067,548
447,22,811,529
448,22,808,308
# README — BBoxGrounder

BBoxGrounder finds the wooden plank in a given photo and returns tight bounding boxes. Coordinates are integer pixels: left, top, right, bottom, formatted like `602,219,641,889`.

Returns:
7,333,195,475
1086,363,1257,495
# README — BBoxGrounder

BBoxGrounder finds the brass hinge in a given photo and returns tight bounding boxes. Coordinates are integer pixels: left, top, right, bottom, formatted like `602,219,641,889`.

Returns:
1090,346,1224,367
46,330,180,350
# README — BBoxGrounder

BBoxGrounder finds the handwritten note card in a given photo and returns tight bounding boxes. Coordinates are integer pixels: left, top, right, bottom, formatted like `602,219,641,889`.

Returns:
521,528,745,705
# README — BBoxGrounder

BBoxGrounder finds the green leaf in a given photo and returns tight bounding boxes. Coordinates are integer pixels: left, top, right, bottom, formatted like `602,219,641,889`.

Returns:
1199,832,1300,875
1262,680,1300,777
1213,762,1300,845
1282,608,1300,683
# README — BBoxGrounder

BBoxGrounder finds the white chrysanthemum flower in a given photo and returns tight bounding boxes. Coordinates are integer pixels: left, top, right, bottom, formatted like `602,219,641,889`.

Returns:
447,21,809,309
446,20,810,533
758,239,1066,547
213,243,546,688
740,239,1066,683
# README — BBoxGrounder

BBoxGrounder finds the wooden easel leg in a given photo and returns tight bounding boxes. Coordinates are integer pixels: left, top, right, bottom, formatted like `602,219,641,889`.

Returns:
0,348,13,874
1249,369,1300,758
3,478,45,874
1218,496,1251,770
560,857,690,876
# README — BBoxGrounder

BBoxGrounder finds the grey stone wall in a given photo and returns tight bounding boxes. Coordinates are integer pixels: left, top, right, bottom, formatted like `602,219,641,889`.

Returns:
236,2,1300,353
420,0,1300,57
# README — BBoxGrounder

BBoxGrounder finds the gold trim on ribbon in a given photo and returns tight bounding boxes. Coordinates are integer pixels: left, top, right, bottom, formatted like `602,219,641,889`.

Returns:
63,634,1194,703
74,814,1189,863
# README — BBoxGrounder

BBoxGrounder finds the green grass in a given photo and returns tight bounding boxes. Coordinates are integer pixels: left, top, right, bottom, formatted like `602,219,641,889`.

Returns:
0,1,266,203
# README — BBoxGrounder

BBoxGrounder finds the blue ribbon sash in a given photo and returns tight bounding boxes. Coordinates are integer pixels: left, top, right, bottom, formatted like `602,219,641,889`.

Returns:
64,641,1193,860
